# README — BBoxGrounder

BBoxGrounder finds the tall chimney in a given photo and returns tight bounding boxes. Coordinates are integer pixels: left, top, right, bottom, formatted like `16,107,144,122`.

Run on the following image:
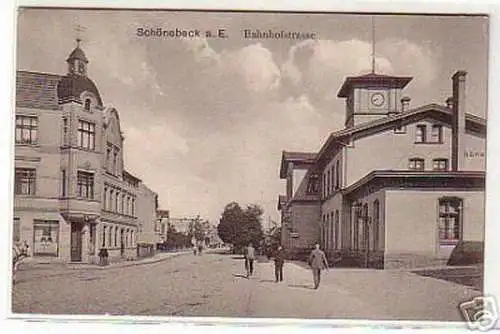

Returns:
401,96,411,112
451,71,467,171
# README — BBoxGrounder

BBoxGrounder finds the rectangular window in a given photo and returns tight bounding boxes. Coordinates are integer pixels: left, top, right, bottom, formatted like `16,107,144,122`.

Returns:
33,220,59,256
115,191,119,212
323,174,326,198
108,226,113,247
326,170,331,196
439,197,462,244
415,125,426,143
15,168,36,195
13,217,20,243
335,160,341,189
330,167,335,193
109,190,114,211
121,194,125,213
114,227,118,247
103,187,107,210
431,124,443,143
77,120,95,150
61,169,66,197
77,171,94,199
16,115,38,144
433,158,449,171
113,151,117,175
89,225,96,255
408,158,425,171
62,117,68,145
106,145,112,172
132,198,136,216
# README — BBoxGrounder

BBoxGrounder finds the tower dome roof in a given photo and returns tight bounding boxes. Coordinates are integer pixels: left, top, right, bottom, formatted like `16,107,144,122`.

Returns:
66,44,88,63
57,74,103,107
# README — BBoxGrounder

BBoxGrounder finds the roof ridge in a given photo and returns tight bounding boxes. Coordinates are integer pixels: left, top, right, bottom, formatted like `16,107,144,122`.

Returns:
17,70,61,78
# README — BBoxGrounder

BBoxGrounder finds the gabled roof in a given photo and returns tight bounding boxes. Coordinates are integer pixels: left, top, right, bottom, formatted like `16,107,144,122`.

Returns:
290,168,321,203
279,151,317,179
315,103,486,166
337,73,413,98
16,71,61,110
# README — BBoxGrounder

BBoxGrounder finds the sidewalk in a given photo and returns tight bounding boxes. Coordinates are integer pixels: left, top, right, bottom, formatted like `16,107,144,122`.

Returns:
247,260,480,321
19,250,192,272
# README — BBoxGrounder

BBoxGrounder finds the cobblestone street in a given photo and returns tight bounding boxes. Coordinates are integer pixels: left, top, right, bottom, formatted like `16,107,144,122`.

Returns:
12,251,481,321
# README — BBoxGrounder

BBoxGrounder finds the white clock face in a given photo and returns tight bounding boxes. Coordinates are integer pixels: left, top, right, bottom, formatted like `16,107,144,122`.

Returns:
370,92,386,107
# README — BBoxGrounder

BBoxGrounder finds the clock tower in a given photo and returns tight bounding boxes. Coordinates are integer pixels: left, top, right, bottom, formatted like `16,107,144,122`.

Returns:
337,73,413,128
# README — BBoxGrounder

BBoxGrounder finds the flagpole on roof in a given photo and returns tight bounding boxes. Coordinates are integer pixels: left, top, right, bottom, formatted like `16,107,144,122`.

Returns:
371,15,376,74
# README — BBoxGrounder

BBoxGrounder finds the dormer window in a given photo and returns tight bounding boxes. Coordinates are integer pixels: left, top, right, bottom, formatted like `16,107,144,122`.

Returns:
307,174,319,194
84,98,91,112
78,61,86,75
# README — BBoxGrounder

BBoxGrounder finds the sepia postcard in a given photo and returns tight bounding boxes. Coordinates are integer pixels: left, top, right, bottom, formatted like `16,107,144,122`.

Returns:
7,4,499,331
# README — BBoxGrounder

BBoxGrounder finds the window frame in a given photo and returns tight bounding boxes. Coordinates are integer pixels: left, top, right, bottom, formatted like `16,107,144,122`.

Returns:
15,168,36,196
432,158,449,171
13,217,20,243
438,197,463,245
415,124,427,143
77,120,96,151
15,115,38,145
431,124,443,143
84,98,91,112
408,158,425,171
76,170,95,200
33,220,59,257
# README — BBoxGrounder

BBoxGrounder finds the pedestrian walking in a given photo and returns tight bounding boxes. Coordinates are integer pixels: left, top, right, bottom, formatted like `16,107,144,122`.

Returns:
243,243,256,278
308,243,329,289
193,245,198,256
273,246,286,282
197,240,203,256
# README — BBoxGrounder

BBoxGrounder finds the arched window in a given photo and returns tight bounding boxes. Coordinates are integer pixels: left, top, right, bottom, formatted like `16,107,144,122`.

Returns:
102,226,106,248
334,210,340,249
362,203,369,250
108,226,113,248
438,197,463,245
373,200,380,251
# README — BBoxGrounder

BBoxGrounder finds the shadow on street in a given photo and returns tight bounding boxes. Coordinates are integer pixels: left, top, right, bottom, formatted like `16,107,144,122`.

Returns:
232,274,249,279
288,284,314,290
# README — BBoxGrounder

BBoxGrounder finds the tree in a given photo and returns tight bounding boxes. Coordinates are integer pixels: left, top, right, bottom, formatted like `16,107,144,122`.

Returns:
166,223,190,249
217,202,264,253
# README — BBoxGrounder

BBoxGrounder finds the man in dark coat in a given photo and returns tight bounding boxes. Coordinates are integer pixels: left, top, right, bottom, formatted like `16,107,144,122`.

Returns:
273,246,286,282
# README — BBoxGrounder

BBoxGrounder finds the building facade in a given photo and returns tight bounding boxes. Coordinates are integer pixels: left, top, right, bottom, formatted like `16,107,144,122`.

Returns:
156,209,170,245
14,41,159,263
278,71,486,269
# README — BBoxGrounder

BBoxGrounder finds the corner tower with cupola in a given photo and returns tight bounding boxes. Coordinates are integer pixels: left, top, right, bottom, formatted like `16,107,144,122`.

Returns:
57,39,104,263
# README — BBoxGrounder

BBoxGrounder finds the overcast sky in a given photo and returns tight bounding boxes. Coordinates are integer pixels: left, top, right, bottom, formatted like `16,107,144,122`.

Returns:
16,9,488,226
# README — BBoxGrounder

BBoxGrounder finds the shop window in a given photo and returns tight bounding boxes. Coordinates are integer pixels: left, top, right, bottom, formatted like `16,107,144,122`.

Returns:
33,220,59,256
